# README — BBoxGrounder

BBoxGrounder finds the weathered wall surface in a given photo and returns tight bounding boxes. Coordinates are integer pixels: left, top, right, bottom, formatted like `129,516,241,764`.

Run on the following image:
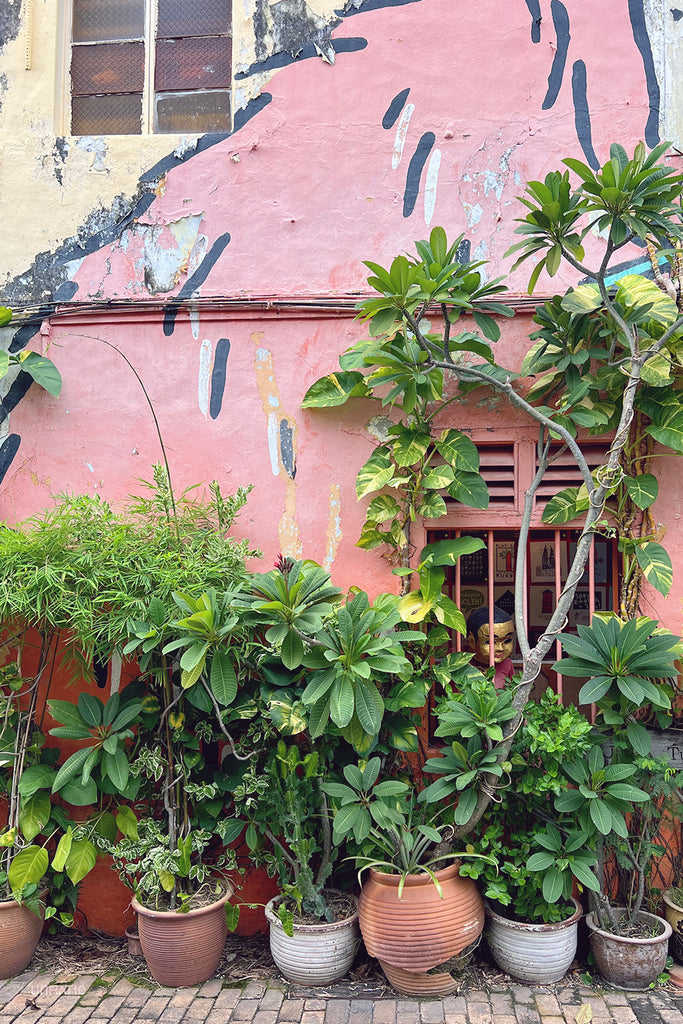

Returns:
1,0,683,611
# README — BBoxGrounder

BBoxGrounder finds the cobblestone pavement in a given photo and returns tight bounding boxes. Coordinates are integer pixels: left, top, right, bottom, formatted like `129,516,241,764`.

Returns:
1,968,682,1024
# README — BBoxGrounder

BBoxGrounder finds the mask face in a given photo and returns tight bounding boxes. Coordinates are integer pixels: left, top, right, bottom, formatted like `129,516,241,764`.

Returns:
468,620,515,665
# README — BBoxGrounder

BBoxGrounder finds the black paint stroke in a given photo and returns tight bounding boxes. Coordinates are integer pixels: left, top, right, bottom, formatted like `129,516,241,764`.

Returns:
236,37,366,80
382,88,410,129
403,132,435,218
628,0,661,147
673,9,683,21
0,373,33,427
571,61,598,171
0,434,21,487
542,1,570,110
279,419,296,479
209,339,231,420
524,0,542,43
336,0,422,16
456,239,471,264
162,234,231,337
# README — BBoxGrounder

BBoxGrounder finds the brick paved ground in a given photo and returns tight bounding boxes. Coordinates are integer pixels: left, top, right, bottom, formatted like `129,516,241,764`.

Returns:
1,968,682,1024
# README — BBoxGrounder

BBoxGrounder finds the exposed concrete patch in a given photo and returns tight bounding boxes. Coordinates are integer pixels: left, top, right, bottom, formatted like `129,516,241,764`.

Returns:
253,0,341,65
76,137,110,174
0,0,22,51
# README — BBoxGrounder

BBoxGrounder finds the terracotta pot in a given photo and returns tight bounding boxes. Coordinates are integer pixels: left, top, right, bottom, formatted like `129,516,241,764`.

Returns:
0,895,45,980
265,892,360,985
358,862,484,995
125,925,143,957
587,909,672,991
132,881,232,987
663,890,683,964
486,898,582,984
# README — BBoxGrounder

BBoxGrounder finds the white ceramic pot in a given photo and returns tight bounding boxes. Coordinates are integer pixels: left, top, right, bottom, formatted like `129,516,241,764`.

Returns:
486,898,582,984
265,893,360,985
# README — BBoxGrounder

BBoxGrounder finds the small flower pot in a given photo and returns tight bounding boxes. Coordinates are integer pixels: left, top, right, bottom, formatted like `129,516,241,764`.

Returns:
132,881,233,987
0,895,45,980
485,898,582,984
663,890,683,964
358,862,484,995
587,909,672,991
265,892,360,985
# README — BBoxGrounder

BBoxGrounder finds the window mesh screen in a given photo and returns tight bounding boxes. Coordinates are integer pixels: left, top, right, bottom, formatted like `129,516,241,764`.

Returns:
72,0,145,43
155,90,230,132
155,36,231,91
71,42,145,95
72,93,143,134
157,0,232,38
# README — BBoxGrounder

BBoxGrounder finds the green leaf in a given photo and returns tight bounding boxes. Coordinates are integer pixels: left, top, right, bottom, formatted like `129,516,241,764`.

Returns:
447,472,489,509
624,474,658,510
17,764,57,799
60,778,98,806
542,487,589,525
561,284,602,313
101,747,129,792
19,792,51,842
301,371,369,408
78,693,104,728
634,542,673,596
20,352,62,397
8,846,49,890
210,650,238,706
116,805,139,840
453,788,477,826
0,306,12,328
354,678,384,736
542,867,566,903
435,430,480,473
63,839,97,885
330,676,355,729
356,453,394,499
52,747,98,793
281,630,305,670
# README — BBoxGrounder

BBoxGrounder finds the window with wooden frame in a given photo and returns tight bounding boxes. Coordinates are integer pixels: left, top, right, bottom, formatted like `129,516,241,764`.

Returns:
417,436,619,735
69,0,232,135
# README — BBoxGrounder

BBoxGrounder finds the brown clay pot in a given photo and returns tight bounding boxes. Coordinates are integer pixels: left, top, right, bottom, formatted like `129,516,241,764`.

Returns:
0,895,45,979
587,909,672,991
358,861,484,995
132,881,233,987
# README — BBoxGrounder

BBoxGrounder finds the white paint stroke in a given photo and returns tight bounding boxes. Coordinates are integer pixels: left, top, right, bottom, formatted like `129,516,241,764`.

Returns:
198,339,212,418
110,652,122,695
392,103,415,170
267,412,280,476
424,148,441,226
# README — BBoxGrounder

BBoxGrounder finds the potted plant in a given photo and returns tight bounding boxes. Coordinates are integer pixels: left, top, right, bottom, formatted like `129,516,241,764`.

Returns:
663,887,683,963
232,557,428,985
552,615,682,989
0,657,99,978
243,739,360,986
322,755,494,995
420,679,596,984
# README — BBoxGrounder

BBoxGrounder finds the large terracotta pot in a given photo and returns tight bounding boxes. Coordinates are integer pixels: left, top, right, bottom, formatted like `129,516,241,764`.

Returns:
587,909,672,991
663,889,683,964
265,892,360,985
132,881,232,987
0,895,45,979
358,861,484,995
486,898,582,984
